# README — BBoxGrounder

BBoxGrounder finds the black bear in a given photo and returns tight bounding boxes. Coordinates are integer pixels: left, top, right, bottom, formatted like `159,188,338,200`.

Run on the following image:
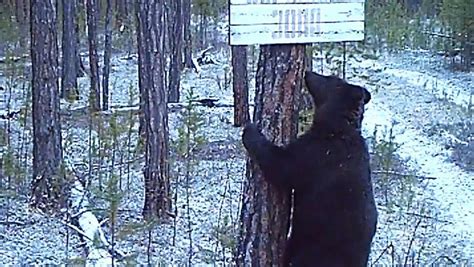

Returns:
242,71,378,267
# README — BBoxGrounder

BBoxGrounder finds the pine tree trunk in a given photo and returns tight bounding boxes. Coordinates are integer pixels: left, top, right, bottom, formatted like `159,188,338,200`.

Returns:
300,45,314,111
136,0,171,220
102,0,112,110
30,0,66,211
61,0,78,99
75,19,85,78
87,0,101,111
115,0,126,24
198,12,204,50
306,45,313,71
15,0,29,47
232,45,249,127
236,44,305,266
182,0,193,69
168,0,182,103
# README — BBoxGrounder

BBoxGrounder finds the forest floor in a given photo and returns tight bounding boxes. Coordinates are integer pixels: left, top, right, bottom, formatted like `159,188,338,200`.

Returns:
0,48,472,265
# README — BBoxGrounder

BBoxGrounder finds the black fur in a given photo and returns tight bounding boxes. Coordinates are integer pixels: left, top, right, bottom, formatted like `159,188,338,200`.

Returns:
242,71,377,267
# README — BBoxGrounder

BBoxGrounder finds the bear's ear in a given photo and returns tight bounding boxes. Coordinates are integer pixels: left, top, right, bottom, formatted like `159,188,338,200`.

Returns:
361,86,371,104
349,85,371,105
304,71,330,106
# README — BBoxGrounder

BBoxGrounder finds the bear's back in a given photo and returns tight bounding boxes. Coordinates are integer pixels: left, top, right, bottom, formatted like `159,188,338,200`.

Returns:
287,129,377,267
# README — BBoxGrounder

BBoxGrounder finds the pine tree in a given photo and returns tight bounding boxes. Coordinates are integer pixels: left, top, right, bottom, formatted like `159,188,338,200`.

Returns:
236,44,306,265
30,0,66,211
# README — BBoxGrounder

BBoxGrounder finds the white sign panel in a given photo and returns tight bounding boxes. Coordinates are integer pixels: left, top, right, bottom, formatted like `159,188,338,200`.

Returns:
229,0,365,45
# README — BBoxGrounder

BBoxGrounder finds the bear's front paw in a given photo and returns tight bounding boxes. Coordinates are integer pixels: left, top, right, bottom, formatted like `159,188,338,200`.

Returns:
242,123,264,153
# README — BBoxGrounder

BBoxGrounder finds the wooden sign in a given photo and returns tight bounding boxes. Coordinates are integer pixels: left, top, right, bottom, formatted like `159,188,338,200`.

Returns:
229,0,365,45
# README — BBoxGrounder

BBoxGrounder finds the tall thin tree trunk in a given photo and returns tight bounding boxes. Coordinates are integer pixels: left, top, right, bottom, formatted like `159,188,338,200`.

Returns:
87,0,101,111
306,45,313,71
236,44,305,266
232,45,249,126
168,0,182,103
30,0,66,211
182,0,193,69
102,0,112,110
15,0,29,47
115,0,126,25
75,19,85,78
300,45,314,111
61,0,78,99
198,12,204,50
136,0,171,220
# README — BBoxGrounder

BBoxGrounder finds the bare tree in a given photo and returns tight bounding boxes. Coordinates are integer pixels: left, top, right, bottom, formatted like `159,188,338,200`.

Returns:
61,0,78,99
30,0,66,211
236,44,305,265
74,3,85,78
168,0,182,103
182,0,193,68
300,45,314,111
194,2,208,50
136,0,171,220
115,0,127,24
86,0,101,111
306,45,313,71
102,0,112,110
15,0,29,46
232,45,250,126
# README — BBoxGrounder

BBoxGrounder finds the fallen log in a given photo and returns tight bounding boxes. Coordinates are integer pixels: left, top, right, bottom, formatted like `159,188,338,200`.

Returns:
68,180,126,265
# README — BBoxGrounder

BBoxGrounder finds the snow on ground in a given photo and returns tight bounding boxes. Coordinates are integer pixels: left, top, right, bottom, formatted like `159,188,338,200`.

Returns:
0,47,473,265
348,52,473,264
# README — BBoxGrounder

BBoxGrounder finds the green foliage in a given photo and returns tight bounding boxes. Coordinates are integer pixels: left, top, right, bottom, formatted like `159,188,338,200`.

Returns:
366,0,409,50
440,0,473,69
440,0,474,37
172,88,207,265
371,124,417,211
365,0,446,52
176,88,206,159
192,0,227,19
366,0,438,51
211,215,237,252
2,147,24,181
0,50,29,192
201,215,237,264
103,174,123,212
0,5,22,49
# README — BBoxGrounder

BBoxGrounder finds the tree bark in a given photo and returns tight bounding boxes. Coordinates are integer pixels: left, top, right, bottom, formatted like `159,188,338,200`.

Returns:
61,0,78,99
75,20,85,78
136,0,171,220
102,0,112,110
300,45,314,111
87,0,101,111
115,0,126,25
168,0,182,103
197,12,205,50
306,45,313,72
15,0,29,46
182,0,193,69
30,0,66,211
236,44,305,266
232,45,249,127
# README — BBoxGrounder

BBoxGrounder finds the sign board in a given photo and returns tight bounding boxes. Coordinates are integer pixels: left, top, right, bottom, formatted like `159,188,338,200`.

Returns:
229,0,365,45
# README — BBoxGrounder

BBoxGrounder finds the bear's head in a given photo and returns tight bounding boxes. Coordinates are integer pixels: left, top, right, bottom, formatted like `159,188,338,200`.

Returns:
304,71,371,134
